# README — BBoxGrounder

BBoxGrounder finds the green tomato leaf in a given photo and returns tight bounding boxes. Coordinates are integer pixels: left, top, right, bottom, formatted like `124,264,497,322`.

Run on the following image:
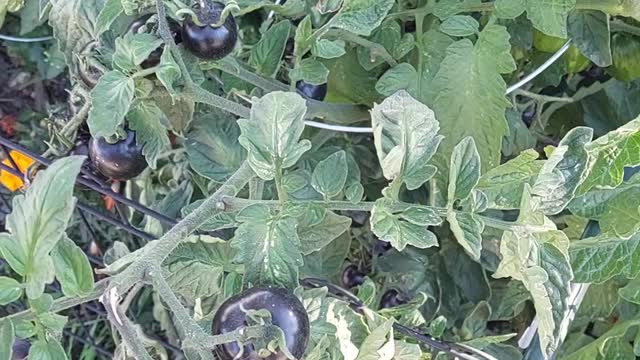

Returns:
371,199,442,251
231,204,302,287
294,16,312,58
570,231,640,283
619,276,640,304
87,71,135,138
494,0,526,18
503,108,537,157
51,235,93,297
532,127,593,215
447,212,485,261
579,116,640,193
439,15,479,37
371,90,443,191
112,33,163,72
249,20,291,77
0,321,14,360
477,149,543,209
290,58,330,85
526,0,576,38
0,276,22,305
331,0,395,36
448,137,481,205
162,238,231,301
355,319,395,359
0,156,83,299
428,24,515,204
298,209,351,255
29,338,68,360
238,92,311,181
312,39,346,59
156,48,181,96
95,0,124,36
375,63,417,97
567,10,612,67
494,188,573,358
185,109,245,182
127,100,171,169
311,151,348,199
48,0,103,64
559,320,640,360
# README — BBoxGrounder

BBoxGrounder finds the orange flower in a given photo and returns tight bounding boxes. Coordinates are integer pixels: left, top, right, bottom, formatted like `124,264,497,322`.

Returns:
0,151,36,191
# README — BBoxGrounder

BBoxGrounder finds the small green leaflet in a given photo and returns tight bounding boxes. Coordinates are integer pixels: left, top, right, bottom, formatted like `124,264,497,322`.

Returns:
570,232,640,283
0,156,84,299
494,0,526,19
448,137,481,205
371,90,443,192
439,15,480,37
375,63,417,96
112,33,163,72
619,276,640,304
579,116,640,193
157,48,181,96
290,58,329,85
162,238,231,301
0,321,13,360
238,92,311,181
532,127,593,215
127,101,171,169
94,0,123,36
355,318,395,359
51,235,94,297
567,10,612,67
448,212,485,261
371,199,442,251
477,149,543,209
311,151,348,199
312,39,346,59
357,21,415,71
0,276,22,305
87,71,135,138
250,20,291,77
559,320,640,360
525,0,576,38
330,0,395,36
186,110,246,182
231,204,303,287
29,338,69,360
293,16,312,57
297,208,351,254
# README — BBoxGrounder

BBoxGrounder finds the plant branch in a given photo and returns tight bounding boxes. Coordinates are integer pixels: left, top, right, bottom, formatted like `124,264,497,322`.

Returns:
326,29,397,67
514,89,575,104
0,279,109,324
611,19,640,36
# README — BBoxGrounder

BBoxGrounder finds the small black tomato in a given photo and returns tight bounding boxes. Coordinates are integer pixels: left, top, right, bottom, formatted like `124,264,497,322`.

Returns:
522,104,536,128
341,265,366,289
182,1,237,60
379,289,408,309
89,130,147,180
12,339,30,360
295,81,327,101
211,287,310,360
128,15,182,69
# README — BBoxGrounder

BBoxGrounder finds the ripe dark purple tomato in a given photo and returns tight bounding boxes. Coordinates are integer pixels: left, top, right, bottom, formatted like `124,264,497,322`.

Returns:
182,1,237,60
341,265,366,288
12,339,30,360
211,287,310,360
379,289,408,309
295,81,327,101
89,130,147,180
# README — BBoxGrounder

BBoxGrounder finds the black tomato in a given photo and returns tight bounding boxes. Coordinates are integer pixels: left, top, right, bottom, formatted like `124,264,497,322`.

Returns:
379,289,408,309
295,81,327,101
128,14,182,69
12,339,30,360
341,265,366,288
89,130,147,180
211,287,310,360
181,1,237,60
522,104,536,128
372,239,392,257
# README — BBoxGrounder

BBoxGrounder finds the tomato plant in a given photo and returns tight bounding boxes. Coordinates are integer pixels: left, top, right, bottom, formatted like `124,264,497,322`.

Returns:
2,0,640,359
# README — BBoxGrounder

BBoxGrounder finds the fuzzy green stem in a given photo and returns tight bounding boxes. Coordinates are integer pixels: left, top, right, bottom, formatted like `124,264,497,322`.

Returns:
326,29,397,67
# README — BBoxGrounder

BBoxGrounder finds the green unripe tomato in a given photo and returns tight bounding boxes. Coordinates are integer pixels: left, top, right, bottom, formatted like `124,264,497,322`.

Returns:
533,30,589,74
609,33,640,81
